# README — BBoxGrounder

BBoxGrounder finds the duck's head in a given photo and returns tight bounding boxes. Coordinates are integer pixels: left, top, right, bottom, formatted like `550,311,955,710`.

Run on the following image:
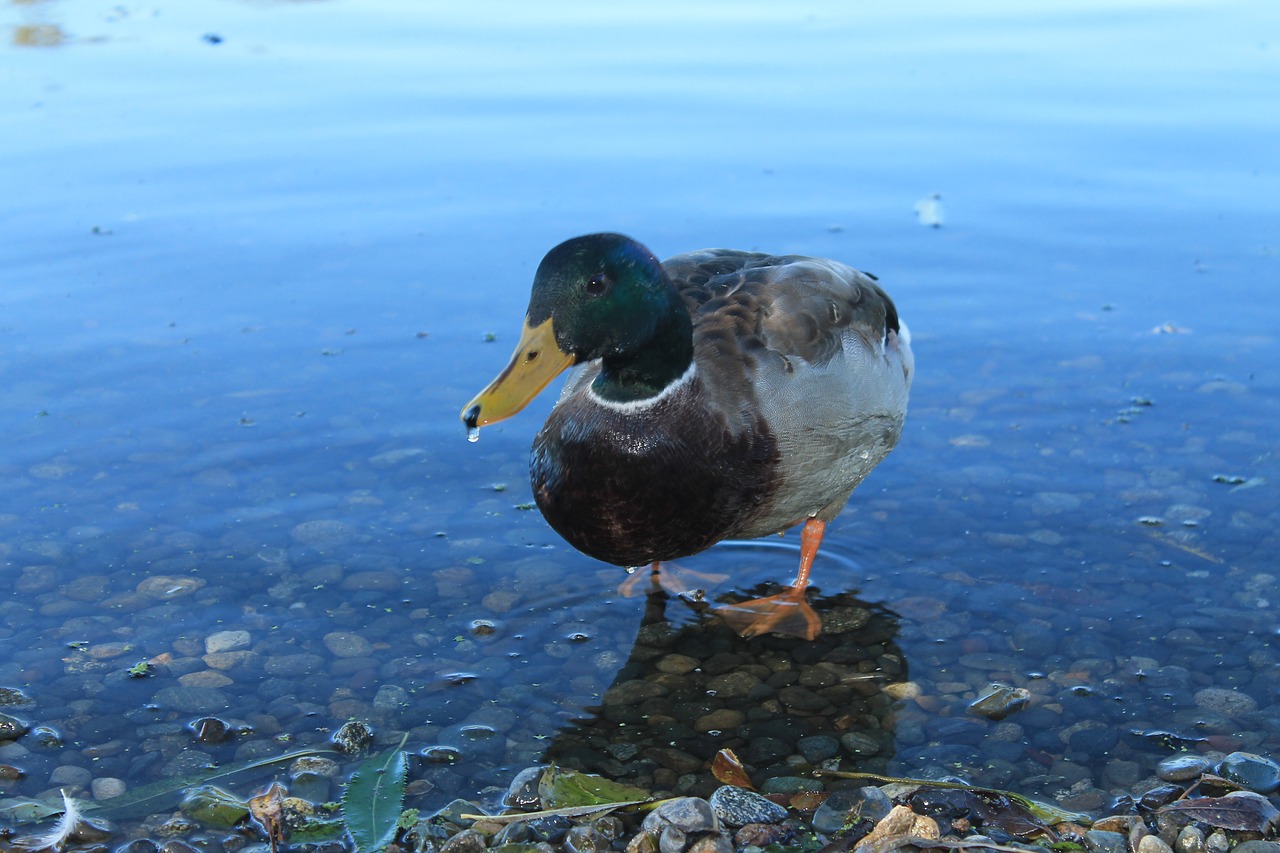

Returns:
462,233,687,433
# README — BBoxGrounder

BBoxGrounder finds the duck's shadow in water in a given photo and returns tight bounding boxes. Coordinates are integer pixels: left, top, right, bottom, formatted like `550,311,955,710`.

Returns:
539,579,905,799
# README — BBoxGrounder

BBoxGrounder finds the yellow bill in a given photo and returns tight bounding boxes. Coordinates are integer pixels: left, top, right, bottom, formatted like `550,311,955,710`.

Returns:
461,316,575,433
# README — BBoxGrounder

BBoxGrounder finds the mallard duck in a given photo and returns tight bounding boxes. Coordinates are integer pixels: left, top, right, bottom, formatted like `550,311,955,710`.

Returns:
462,233,913,640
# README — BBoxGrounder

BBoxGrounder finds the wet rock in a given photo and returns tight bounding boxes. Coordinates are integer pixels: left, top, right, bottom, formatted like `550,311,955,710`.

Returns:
1157,755,1213,782
503,766,545,809
50,763,93,789
181,784,251,827
0,712,30,741
644,746,701,775
0,687,33,707
323,631,373,658
625,831,659,853
1218,751,1280,793
694,709,744,733
374,684,411,711
734,823,794,847
642,797,720,835
811,786,892,833
1068,726,1119,754
1085,830,1129,853
118,841,160,853
705,671,762,699
290,770,331,804
686,834,732,853
744,736,790,765
91,776,126,799
778,685,831,712
153,686,231,715
205,630,251,655
263,653,326,677
708,785,787,826
968,683,1030,720
1175,826,1205,853
839,731,880,756
822,605,872,633
758,776,821,795
440,828,488,853
179,670,233,689
290,519,358,548
1139,836,1174,853
136,575,206,599
331,720,373,754
289,755,341,779
564,824,611,853
527,814,572,843
1232,843,1280,853
1193,687,1258,717
797,734,839,762
656,654,700,675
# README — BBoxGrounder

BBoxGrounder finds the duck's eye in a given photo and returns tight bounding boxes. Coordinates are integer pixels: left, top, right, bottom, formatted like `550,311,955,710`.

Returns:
584,272,612,297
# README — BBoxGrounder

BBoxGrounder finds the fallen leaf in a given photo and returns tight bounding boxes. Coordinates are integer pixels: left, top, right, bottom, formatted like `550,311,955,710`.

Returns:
1156,795,1280,833
249,781,288,852
711,749,754,790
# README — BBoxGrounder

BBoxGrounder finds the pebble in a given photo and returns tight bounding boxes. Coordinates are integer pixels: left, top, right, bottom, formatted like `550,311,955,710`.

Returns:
758,776,822,795
91,776,127,799
655,654,700,675
1140,836,1175,853
811,786,893,833
49,763,93,789
1177,826,1206,853
152,686,231,714
0,713,30,742
1194,687,1259,717
694,709,744,733
1086,830,1130,853
707,785,787,826
641,797,720,834
178,671,234,689
204,630,251,654
839,731,881,756
135,575,205,599
1218,751,1280,793
1231,844,1280,853
290,519,357,548
331,719,374,754
968,683,1030,720
324,631,374,657
1158,755,1214,782
797,734,840,762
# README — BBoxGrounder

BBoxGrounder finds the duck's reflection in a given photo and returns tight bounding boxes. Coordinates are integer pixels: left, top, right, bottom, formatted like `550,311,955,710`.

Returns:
539,585,903,799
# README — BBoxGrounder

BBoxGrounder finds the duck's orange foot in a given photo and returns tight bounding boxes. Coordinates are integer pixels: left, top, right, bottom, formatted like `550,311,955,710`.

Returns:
617,561,730,598
716,589,822,640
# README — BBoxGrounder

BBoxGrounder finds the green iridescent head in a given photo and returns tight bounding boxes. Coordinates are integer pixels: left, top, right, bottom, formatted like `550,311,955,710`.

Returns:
462,233,694,431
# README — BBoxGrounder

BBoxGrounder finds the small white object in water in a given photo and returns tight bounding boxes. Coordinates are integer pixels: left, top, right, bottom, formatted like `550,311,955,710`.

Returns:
915,192,944,227
25,789,82,851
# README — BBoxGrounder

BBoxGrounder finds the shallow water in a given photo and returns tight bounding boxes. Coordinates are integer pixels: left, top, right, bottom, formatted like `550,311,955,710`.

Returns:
2,0,1279,835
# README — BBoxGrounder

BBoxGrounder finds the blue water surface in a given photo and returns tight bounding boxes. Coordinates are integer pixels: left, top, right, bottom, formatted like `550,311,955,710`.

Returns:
2,0,1279,836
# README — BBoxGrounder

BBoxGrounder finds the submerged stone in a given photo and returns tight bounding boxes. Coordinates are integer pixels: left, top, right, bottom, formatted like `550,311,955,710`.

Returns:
968,683,1030,720
1218,751,1280,793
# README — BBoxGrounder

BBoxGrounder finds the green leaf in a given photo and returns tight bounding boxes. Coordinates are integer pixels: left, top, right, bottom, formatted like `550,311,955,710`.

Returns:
537,765,651,809
0,796,65,824
342,745,409,853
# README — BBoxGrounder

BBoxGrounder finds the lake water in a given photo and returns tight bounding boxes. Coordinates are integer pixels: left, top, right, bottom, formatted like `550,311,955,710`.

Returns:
2,0,1279,840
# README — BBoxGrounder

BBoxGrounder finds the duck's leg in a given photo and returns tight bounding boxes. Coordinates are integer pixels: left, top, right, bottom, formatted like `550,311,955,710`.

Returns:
618,562,663,597
618,561,730,598
716,518,824,640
